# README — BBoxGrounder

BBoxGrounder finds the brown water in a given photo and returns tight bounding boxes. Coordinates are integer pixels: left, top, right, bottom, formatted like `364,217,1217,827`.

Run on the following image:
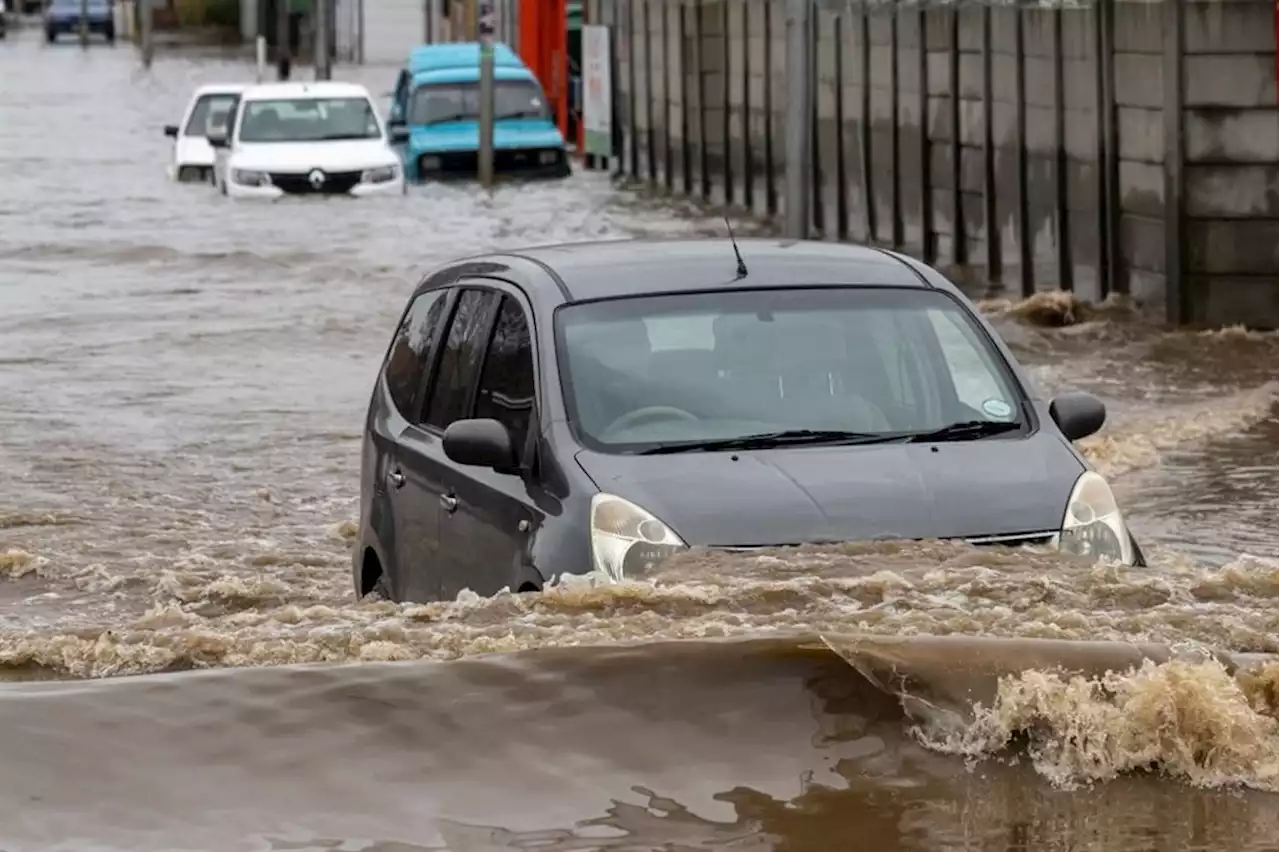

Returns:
0,32,1277,852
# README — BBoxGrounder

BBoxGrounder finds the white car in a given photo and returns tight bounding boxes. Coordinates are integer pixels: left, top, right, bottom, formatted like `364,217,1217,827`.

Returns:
164,83,248,182
209,81,408,200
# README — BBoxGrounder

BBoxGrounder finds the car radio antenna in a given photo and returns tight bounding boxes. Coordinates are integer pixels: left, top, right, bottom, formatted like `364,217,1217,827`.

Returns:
724,216,749,279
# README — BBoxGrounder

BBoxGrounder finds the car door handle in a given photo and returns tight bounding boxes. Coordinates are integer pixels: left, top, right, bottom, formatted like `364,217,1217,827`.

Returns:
440,493,458,513
387,469,405,489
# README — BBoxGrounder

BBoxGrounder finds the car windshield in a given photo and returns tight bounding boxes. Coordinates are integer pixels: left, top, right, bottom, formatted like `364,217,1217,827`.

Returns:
184,93,238,137
555,287,1028,451
407,80,550,125
237,97,381,143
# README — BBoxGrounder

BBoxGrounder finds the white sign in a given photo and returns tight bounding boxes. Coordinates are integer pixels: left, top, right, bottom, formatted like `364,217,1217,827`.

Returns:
582,25,612,158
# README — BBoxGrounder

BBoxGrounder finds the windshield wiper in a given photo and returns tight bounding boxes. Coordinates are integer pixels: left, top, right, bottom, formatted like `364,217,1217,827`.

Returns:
905,420,1022,443
495,109,546,120
424,113,474,125
316,132,378,141
637,429,908,455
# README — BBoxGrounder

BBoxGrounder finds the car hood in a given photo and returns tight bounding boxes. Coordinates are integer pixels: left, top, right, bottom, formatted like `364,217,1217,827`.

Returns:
574,431,1084,547
229,140,398,172
408,119,566,153
175,136,215,167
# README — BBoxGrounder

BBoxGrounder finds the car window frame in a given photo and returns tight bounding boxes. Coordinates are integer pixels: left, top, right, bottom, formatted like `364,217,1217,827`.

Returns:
226,97,243,145
551,284,1037,455
182,92,240,138
419,276,543,470
379,285,456,422
417,286,501,433
470,292,541,463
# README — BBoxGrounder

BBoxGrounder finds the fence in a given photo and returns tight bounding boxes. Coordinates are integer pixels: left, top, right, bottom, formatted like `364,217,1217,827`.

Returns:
581,0,1278,328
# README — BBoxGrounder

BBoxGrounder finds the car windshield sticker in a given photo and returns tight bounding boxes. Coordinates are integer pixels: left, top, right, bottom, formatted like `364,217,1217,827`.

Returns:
981,398,1014,420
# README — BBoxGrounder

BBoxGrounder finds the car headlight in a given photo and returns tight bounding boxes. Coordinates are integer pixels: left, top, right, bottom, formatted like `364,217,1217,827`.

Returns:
231,168,270,187
418,155,441,171
589,493,687,582
538,149,560,165
1053,471,1134,565
362,164,399,184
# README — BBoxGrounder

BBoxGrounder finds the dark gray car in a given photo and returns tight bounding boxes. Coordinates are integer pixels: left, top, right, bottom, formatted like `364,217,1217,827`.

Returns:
353,238,1143,602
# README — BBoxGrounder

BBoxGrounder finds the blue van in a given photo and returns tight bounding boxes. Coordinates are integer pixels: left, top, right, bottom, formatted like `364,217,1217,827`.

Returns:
388,42,570,182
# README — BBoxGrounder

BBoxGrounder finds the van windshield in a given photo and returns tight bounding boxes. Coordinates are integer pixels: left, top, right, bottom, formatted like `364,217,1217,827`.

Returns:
407,80,549,125
237,97,381,143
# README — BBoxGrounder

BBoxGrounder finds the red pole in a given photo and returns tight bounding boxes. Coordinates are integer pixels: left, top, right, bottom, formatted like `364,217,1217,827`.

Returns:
553,0,568,139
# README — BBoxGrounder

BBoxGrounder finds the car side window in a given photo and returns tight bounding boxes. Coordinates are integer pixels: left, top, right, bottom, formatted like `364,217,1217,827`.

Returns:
473,296,536,450
423,289,495,430
383,288,450,419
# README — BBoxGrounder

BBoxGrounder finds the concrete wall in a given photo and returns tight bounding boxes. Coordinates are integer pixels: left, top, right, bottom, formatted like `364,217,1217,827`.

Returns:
360,0,426,63
587,0,1278,328
1179,0,1278,325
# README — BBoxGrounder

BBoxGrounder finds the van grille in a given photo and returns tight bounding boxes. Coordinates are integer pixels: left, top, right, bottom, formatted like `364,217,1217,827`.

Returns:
269,169,363,195
419,148,560,176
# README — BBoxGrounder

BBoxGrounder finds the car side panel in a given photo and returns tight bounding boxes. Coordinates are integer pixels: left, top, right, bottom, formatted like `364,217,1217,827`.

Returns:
387,423,450,601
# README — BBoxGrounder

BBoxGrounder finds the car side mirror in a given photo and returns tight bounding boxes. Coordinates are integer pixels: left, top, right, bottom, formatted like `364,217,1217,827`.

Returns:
388,122,410,143
207,128,228,149
442,418,516,471
163,124,179,138
1049,391,1106,442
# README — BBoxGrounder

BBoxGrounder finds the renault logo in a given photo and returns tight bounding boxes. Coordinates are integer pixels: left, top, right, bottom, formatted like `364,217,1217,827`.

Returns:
308,169,326,189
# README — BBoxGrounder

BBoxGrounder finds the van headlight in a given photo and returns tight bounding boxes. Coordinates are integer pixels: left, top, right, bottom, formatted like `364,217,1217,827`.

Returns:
589,493,687,582
361,164,399,184
1053,471,1134,565
232,169,270,187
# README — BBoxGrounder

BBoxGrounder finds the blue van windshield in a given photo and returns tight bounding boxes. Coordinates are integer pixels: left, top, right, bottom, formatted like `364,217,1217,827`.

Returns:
408,80,549,125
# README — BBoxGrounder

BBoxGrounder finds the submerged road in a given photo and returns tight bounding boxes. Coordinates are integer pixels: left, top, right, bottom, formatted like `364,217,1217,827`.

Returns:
0,29,1276,852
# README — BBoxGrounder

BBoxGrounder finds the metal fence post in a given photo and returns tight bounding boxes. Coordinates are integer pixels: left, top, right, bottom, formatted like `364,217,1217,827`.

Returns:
315,0,332,79
139,0,154,66
276,0,292,80
782,0,811,239
1161,0,1185,323
478,0,497,188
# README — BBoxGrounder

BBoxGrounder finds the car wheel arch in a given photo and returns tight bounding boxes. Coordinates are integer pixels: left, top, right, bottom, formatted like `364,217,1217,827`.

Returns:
360,545,388,598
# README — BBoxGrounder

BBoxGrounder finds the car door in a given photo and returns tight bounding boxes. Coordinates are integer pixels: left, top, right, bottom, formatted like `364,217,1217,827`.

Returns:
389,69,410,125
436,286,545,600
212,99,241,190
407,286,501,599
368,285,454,601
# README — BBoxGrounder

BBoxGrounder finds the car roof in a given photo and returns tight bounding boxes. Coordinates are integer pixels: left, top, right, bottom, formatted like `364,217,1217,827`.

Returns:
240,81,372,101
407,42,524,75
503,238,931,301
191,83,248,98
412,65,537,87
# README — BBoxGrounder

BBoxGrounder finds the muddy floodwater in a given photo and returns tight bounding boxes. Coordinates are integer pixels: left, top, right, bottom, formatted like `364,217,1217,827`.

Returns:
0,33,1277,852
